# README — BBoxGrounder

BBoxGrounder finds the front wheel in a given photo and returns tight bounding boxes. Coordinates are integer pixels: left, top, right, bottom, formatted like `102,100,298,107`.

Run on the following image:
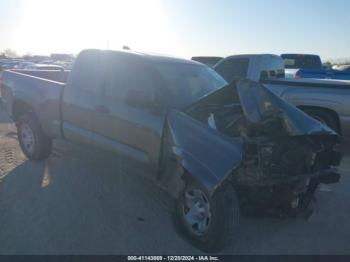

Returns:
175,182,240,252
17,113,52,161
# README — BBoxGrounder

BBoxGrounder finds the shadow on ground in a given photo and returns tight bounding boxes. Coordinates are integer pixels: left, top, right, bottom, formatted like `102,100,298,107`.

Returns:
0,128,349,254
0,143,198,254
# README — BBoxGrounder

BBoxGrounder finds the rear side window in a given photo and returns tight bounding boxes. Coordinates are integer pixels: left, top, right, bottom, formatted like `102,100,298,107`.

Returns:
260,69,285,81
102,53,156,101
214,58,249,82
282,55,322,70
68,50,103,94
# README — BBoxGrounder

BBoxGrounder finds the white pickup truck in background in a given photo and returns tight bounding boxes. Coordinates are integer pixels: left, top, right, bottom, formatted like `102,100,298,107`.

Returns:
213,54,350,138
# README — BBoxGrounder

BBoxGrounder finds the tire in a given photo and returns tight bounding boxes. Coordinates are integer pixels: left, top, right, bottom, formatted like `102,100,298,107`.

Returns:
175,182,240,252
303,109,339,133
17,113,52,160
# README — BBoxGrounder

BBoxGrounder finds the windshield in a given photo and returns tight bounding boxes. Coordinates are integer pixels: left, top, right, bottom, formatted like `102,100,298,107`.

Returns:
155,62,227,108
282,54,322,70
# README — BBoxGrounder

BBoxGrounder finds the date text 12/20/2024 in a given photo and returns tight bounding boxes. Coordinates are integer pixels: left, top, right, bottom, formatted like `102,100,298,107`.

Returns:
127,256,220,261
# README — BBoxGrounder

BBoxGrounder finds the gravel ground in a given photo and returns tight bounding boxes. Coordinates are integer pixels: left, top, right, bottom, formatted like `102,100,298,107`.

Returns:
0,112,349,255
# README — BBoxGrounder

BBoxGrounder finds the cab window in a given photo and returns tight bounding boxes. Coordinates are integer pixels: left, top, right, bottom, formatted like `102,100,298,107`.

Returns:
102,53,156,102
214,58,249,82
68,50,103,94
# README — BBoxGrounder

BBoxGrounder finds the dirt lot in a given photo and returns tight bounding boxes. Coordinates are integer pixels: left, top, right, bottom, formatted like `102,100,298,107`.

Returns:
0,111,350,255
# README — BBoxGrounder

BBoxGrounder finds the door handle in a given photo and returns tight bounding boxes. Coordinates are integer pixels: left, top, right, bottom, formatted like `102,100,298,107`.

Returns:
95,105,110,114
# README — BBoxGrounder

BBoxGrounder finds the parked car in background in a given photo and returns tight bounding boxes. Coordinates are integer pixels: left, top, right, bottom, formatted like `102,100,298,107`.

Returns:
0,60,20,71
53,61,74,70
0,49,342,252
322,63,332,70
191,56,223,67
40,60,55,64
281,53,350,80
282,53,322,78
214,54,285,82
334,64,350,73
0,69,3,110
214,54,350,137
14,62,36,69
24,64,64,70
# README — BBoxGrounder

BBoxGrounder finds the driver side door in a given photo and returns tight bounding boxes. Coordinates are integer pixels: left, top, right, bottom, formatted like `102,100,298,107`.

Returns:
92,52,166,175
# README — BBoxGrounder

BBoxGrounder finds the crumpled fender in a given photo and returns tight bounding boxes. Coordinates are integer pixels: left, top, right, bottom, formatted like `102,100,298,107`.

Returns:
167,110,243,193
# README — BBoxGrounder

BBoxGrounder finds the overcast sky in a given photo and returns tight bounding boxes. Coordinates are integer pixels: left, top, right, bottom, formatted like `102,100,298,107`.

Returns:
0,0,349,61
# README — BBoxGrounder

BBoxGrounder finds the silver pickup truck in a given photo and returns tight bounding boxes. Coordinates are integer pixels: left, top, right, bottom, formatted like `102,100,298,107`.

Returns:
214,54,350,137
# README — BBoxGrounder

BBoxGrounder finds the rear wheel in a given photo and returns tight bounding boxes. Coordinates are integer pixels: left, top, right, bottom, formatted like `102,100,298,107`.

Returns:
175,182,240,252
17,113,52,160
303,109,339,133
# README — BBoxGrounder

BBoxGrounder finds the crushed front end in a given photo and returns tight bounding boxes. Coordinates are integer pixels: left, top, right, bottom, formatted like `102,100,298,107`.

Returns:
184,79,343,217
231,80,342,217
232,135,341,217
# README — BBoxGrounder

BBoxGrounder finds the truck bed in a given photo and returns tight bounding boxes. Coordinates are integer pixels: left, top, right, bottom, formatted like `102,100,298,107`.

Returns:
1,69,67,138
10,69,69,83
304,69,350,80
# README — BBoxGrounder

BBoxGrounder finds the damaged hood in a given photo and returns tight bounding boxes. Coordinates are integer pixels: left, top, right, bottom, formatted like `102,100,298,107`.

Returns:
236,80,337,137
166,80,337,192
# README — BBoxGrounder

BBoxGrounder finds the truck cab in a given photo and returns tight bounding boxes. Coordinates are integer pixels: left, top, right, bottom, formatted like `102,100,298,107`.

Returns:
214,54,285,82
281,53,323,78
281,53,350,80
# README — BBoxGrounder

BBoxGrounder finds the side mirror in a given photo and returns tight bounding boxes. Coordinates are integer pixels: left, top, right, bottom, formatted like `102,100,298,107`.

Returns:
126,89,157,108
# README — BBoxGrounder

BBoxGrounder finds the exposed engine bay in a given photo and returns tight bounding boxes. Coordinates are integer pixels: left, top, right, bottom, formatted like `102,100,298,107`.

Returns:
185,80,342,217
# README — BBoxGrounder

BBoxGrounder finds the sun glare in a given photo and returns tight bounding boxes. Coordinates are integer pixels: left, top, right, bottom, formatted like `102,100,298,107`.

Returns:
14,0,184,56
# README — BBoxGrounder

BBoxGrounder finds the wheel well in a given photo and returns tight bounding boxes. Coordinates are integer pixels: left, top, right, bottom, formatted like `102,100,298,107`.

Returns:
298,105,341,135
12,100,35,121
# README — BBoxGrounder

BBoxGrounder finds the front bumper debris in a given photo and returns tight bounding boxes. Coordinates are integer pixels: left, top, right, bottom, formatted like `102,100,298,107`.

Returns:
235,167,341,187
